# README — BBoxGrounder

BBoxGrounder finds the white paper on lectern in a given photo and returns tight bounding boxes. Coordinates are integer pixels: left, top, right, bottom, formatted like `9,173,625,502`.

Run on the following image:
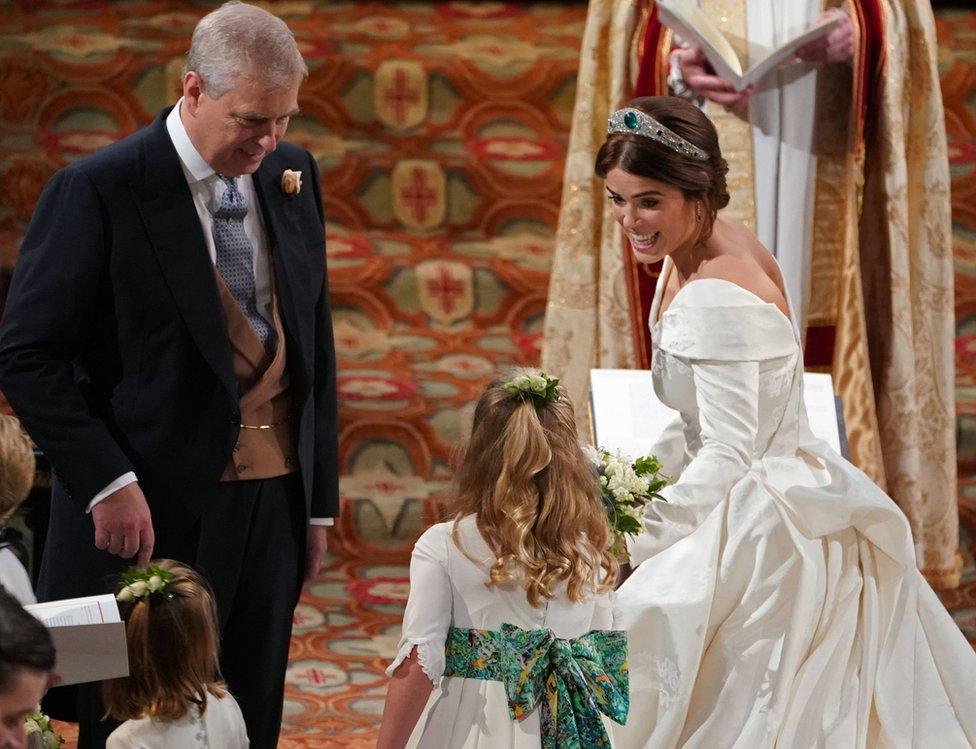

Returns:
589,370,681,461
800,372,843,453
590,369,842,460
26,594,129,686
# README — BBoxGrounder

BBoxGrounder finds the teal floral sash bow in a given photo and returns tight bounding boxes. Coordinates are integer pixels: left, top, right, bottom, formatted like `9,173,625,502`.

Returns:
443,623,629,748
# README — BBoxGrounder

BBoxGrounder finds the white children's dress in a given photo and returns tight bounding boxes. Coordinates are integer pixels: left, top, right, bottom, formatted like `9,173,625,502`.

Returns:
388,514,625,748
613,257,976,747
0,546,34,605
105,693,249,749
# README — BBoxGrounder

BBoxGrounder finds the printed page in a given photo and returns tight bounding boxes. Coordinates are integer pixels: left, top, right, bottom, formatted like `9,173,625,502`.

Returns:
26,594,121,627
26,595,128,686
657,0,743,80
656,0,841,90
739,14,841,89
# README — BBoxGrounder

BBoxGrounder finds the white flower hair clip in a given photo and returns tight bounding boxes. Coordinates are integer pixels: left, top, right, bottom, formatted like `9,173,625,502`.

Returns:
503,371,560,406
116,563,175,602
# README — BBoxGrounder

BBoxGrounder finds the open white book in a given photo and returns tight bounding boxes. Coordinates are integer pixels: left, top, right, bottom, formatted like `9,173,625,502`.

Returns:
656,0,842,90
589,368,846,461
26,594,128,686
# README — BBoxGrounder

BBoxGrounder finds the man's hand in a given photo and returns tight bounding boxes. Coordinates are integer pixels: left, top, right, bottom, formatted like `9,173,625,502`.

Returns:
91,483,154,566
304,525,328,585
796,8,854,64
674,43,755,111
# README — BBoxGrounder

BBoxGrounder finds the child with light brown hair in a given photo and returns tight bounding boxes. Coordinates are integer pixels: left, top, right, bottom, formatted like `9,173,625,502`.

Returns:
377,369,629,749
0,413,36,605
104,559,249,748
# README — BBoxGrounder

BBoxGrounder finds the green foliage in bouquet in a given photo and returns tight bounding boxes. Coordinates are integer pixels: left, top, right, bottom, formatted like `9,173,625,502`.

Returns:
589,447,670,556
26,708,64,748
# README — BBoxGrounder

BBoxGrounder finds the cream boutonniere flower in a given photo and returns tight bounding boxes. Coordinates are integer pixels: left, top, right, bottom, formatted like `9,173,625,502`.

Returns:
281,169,302,196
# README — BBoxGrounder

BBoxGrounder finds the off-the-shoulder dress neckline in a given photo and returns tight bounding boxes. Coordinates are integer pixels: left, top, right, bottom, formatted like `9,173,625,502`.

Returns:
651,256,794,331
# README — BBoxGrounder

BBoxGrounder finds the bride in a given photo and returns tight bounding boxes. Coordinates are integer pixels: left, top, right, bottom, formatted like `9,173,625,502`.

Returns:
603,97,976,747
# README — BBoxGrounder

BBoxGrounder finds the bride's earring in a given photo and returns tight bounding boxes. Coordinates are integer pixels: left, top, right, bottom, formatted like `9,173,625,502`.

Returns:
695,202,703,222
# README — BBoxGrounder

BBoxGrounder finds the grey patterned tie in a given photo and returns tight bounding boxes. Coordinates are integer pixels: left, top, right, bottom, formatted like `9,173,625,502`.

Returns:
212,175,276,354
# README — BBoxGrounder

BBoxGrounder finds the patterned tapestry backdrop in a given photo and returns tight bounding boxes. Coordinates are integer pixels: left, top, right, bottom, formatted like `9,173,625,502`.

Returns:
0,1,589,561
1,3,975,747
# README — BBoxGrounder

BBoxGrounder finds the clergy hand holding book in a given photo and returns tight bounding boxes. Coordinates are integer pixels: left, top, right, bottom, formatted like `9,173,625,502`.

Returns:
660,1,853,108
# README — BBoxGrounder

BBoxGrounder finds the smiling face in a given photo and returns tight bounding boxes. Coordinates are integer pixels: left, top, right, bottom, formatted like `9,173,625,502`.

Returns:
604,167,702,265
181,71,301,177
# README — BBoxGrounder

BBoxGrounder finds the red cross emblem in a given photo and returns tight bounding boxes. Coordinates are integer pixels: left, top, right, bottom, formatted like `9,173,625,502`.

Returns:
424,265,466,314
382,68,420,126
401,166,437,224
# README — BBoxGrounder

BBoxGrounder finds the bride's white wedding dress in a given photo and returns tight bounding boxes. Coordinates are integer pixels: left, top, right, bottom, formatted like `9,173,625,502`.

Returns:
613,257,976,748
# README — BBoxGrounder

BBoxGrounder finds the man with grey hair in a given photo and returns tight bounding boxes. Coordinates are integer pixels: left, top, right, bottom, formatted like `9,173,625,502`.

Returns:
0,3,339,746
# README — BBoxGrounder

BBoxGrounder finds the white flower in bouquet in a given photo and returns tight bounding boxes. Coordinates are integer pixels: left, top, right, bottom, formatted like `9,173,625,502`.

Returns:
588,446,670,555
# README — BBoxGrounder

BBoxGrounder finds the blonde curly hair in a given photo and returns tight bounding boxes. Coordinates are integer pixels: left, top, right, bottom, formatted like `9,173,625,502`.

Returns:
0,415,34,521
449,369,617,607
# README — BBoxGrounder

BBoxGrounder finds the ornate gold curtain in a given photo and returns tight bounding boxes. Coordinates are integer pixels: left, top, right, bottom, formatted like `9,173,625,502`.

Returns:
859,0,958,586
541,0,645,432
542,0,959,586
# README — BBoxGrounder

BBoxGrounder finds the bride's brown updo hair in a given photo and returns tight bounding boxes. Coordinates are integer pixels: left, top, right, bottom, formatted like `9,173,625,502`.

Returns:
595,96,730,238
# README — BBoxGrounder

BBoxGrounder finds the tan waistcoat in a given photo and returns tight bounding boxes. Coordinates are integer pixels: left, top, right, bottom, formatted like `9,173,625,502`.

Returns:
214,271,298,481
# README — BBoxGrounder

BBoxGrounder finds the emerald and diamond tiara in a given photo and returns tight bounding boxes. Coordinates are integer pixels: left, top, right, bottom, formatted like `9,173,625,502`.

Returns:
607,107,709,162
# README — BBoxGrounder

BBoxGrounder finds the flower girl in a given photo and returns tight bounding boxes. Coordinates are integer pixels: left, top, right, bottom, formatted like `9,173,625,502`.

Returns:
377,369,629,749
103,560,249,748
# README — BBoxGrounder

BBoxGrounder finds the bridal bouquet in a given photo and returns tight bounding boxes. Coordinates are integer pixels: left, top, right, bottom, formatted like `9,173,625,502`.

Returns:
587,446,669,556
26,708,64,749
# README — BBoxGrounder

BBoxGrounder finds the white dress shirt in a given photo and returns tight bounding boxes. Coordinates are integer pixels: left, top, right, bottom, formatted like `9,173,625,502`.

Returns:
89,101,330,526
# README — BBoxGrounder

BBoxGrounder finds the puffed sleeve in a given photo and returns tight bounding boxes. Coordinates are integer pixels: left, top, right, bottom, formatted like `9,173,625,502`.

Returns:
591,590,614,630
629,284,796,565
386,523,453,685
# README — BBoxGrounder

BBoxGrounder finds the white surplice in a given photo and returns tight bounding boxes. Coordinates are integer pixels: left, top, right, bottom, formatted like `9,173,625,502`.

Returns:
612,257,976,748
695,0,821,324
745,0,820,328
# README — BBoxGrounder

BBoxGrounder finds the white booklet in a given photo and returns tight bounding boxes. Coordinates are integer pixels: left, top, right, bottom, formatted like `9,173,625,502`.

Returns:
656,0,841,90
589,368,846,460
26,594,129,686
